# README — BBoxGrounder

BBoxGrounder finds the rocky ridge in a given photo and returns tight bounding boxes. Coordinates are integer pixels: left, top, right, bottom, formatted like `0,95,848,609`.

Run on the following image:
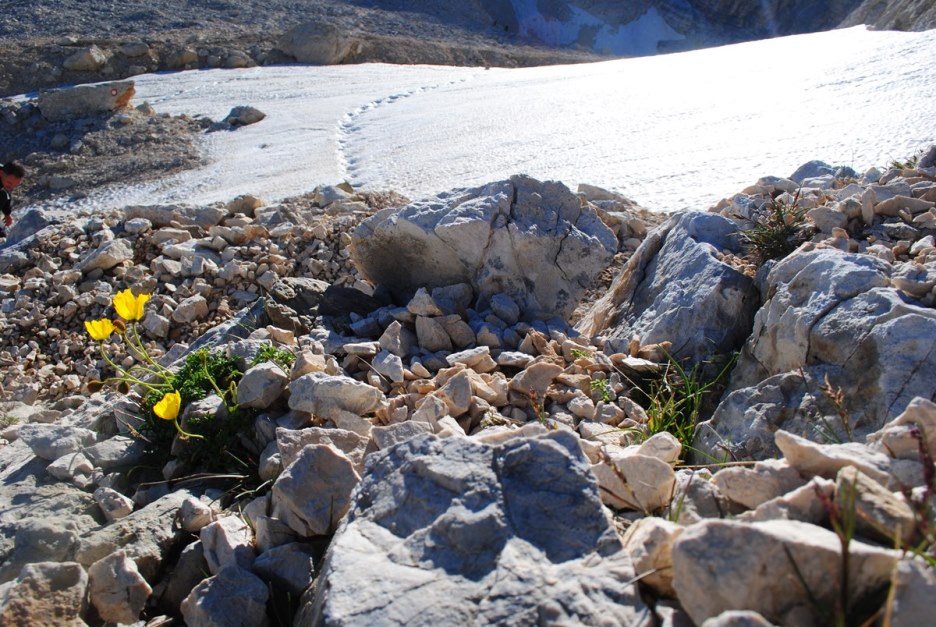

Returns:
0,116,934,623
0,0,932,99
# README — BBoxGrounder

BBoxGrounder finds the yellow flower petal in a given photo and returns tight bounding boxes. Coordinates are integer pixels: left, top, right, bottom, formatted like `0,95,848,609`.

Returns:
153,390,182,421
113,289,150,321
84,318,116,341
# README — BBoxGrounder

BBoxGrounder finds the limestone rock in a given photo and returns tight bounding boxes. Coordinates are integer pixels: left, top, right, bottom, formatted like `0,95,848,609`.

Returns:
0,562,88,625
696,250,936,461
63,45,108,71
711,459,806,510
304,431,649,625
271,444,361,537
237,362,289,409
622,517,683,598
352,175,618,320
93,487,135,522
200,515,256,575
578,211,758,365
672,519,897,625
180,565,270,627
252,542,317,596
288,372,383,420
223,105,266,126
276,21,358,65
37,80,135,122
17,423,97,461
87,550,152,624
888,558,936,626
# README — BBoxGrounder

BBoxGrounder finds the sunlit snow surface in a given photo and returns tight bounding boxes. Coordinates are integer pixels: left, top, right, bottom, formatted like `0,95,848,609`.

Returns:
34,26,936,214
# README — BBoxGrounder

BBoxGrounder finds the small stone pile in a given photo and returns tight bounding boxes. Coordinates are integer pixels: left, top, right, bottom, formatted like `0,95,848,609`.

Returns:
0,186,406,403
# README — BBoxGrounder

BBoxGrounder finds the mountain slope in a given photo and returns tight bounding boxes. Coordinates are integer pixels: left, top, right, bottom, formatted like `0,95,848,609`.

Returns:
840,0,936,30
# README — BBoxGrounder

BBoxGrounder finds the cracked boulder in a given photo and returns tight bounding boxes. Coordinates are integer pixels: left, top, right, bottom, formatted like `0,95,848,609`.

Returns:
576,211,759,365
694,249,936,461
301,431,649,625
350,175,618,320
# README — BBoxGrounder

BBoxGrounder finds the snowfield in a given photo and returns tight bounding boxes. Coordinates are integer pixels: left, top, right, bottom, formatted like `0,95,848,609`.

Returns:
32,26,936,214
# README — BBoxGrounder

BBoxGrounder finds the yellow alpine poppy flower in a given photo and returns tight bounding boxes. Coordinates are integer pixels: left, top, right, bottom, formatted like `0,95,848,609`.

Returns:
113,289,150,321
84,318,116,341
153,390,182,421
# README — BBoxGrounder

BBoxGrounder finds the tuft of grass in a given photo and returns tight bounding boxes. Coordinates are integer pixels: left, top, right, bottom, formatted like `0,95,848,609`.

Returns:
888,152,920,171
0,415,19,429
631,352,737,453
739,193,811,265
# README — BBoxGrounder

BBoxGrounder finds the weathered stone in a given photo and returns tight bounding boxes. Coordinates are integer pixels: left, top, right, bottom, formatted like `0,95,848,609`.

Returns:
172,294,210,323
253,542,317,596
0,562,88,625
179,496,216,533
288,372,383,420
303,431,648,625
200,515,256,574
775,430,897,488
836,466,916,545
237,362,289,409
508,360,563,400
371,421,434,449
415,315,453,352
17,423,97,460
696,250,936,461
868,396,936,461
591,454,676,513
93,487,135,522
578,212,758,365
372,349,405,384
672,519,897,626
888,558,936,626
276,21,358,65
75,237,134,273
352,176,617,319
737,476,835,525
622,517,683,597
180,565,270,627
223,105,266,126
636,432,682,464
76,489,190,581
434,370,472,417
711,459,806,510
275,426,373,475
271,444,360,537
88,550,151,624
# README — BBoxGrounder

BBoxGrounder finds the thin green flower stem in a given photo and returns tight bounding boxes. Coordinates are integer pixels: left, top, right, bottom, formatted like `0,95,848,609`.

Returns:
115,326,172,383
130,322,173,377
201,355,228,402
98,343,165,393
172,419,205,440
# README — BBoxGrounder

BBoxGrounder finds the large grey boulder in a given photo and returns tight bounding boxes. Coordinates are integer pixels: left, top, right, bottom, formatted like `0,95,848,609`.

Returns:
695,249,936,461
37,80,135,122
276,21,359,65
351,175,619,320
577,211,758,365
303,431,650,625
672,519,897,626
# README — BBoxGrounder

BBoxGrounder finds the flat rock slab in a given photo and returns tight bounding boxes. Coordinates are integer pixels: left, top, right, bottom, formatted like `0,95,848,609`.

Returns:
303,431,650,625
